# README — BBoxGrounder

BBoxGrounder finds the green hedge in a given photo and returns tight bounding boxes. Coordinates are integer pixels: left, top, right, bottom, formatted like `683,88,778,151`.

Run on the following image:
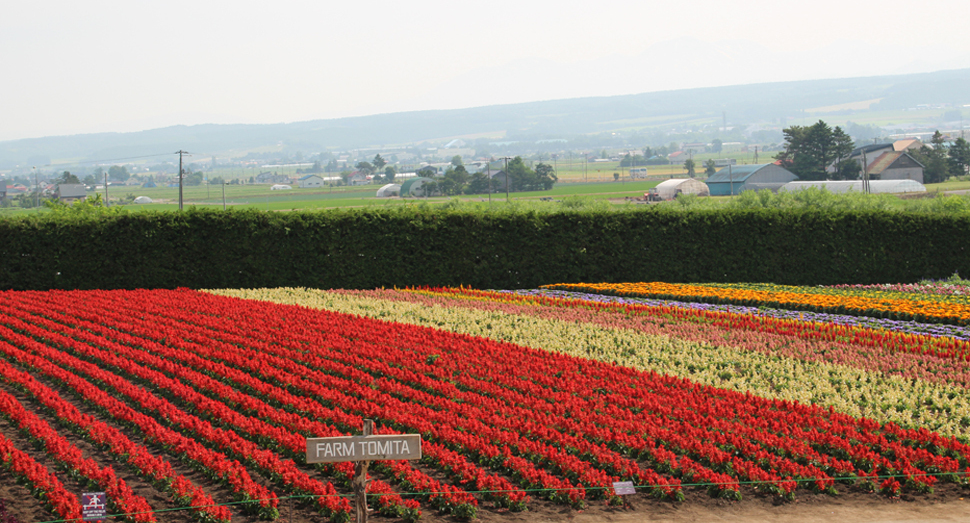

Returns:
1,207,967,290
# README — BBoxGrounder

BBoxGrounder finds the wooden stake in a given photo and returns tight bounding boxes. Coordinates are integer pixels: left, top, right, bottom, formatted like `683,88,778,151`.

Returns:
353,419,374,523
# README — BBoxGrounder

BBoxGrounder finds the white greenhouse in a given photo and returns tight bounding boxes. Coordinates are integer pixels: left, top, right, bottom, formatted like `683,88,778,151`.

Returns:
133,196,153,204
649,178,710,200
780,180,926,194
376,184,401,198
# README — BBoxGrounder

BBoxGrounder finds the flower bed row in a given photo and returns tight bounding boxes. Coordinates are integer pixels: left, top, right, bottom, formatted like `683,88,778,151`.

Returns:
510,289,970,341
538,282,970,326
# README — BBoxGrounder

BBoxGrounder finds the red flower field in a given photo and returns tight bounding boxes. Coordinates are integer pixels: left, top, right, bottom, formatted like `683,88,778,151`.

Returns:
0,288,968,523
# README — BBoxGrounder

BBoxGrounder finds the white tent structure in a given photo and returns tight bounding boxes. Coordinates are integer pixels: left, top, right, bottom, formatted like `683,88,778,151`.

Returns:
650,178,710,200
133,196,153,204
780,180,926,194
376,184,401,198
270,184,292,190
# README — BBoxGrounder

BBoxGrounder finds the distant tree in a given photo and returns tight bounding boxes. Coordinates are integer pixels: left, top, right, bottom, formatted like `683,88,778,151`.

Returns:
82,174,96,185
775,120,846,181
684,158,696,177
439,165,470,195
209,176,225,185
534,162,557,190
837,159,862,181
466,172,491,194
55,171,80,185
108,165,130,182
830,126,855,179
384,166,396,183
185,171,204,186
704,159,717,176
613,172,619,181
451,155,463,167
311,161,322,173
912,131,952,184
506,157,532,192
711,139,723,154
356,161,374,175
948,137,970,176
642,146,653,158
372,154,387,172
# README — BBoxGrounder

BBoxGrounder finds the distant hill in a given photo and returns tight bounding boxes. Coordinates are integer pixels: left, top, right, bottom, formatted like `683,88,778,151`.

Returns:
2,68,968,169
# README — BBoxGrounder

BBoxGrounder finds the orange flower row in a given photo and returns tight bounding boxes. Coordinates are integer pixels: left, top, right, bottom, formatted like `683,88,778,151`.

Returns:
538,282,970,326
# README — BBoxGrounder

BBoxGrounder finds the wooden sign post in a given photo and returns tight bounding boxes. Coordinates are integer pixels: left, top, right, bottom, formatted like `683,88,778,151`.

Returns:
307,420,422,523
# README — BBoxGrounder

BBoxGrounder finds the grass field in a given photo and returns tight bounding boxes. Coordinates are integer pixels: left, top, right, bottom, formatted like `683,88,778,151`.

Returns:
4,169,968,217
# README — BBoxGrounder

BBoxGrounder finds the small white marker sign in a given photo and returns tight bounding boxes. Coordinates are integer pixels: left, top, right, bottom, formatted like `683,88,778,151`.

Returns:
612,481,636,496
306,434,422,464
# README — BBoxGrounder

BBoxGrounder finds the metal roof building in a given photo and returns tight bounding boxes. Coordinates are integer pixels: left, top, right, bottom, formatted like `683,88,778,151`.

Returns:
705,164,798,196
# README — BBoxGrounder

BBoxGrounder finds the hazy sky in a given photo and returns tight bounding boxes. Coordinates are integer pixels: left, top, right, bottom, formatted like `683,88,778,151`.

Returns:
2,0,969,142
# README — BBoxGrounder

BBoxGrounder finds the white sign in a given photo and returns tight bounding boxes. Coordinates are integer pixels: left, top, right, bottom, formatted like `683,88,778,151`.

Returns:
612,481,636,496
306,434,422,464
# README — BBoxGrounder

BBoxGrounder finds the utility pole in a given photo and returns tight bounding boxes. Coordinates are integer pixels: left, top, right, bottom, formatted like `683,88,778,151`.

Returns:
486,161,492,206
753,146,758,164
104,169,109,206
501,156,512,202
176,150,189,210
32,166,38,208
862,149,870,194
729,163,734,196
222,180,227,210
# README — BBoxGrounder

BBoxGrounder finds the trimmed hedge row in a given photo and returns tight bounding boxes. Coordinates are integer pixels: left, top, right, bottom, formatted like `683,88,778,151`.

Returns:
1,207,967,290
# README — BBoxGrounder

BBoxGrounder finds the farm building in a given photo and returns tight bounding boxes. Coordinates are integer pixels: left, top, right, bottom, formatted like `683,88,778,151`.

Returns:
298,175,324,188
836,141,924,182
866,152,924,183
489,170,509,193
55,184,87,203
376,184,401,198
650,178,710,199
400,177,439,198
781,180,926,194
705,164,798,196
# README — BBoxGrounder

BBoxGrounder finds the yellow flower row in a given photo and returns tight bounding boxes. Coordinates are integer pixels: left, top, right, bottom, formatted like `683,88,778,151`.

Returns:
209,287,970,441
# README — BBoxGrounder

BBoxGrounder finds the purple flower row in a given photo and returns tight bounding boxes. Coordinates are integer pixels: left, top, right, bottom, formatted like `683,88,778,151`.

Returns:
504,289,970,341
